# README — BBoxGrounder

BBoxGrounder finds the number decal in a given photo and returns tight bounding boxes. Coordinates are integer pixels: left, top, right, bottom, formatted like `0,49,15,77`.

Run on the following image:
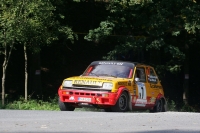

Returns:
137,82,146,99
135,82,147,107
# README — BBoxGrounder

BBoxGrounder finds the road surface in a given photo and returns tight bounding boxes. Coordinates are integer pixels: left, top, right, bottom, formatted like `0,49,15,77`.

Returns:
0,110,200,133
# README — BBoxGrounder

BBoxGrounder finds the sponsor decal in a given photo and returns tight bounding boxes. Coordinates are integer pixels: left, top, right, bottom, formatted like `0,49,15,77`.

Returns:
150,97,156,104
128,80,131,86
133,84,136,88
74,77,112,81
148,75,157,82
148,78,157,82
148,75,157,79
74,80,102,86
99,62,123,65
135,99,147,107
96,98,100,103
137,82,146,99
150,84,162,89
69,96,75,100
118,82,127,86
133,89,136,96
133,96,136,103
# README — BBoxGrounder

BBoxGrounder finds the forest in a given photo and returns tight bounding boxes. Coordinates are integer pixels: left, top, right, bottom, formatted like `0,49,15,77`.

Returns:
0,0,200,109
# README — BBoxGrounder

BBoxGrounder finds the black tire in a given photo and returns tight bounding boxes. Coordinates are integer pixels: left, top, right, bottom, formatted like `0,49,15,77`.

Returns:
111,92,128,112
58,99,75,111
150,99,164,113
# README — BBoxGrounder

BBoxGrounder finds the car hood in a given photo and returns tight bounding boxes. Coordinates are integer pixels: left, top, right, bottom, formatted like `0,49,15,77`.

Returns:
64,76,131,86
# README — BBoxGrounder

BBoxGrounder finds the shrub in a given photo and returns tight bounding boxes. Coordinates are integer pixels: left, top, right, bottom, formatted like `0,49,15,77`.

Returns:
3,96,59,111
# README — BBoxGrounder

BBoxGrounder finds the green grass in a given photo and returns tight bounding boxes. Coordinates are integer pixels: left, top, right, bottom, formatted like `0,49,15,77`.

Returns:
0,96,59,111
0,97,199,112
167,99,199,112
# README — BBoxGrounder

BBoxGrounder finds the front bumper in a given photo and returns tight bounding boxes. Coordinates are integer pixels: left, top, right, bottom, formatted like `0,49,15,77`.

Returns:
58,89,117,106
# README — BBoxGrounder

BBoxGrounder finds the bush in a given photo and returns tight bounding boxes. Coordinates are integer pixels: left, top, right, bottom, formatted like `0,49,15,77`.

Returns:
179,104,198,112
1,97,199,112
167,100,177,111
2,96,59,111
167,99,199,112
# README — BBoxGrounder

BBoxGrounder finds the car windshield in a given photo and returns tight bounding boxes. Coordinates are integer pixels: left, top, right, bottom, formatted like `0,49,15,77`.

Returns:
82,64,133,78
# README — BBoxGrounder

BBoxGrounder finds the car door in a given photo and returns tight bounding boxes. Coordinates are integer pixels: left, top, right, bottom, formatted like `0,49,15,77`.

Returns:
145,66,161,107
133,66,148,107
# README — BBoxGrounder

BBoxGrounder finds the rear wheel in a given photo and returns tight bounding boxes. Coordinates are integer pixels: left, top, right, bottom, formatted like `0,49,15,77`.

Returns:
111,92,128,112
150,99,164,113
59,99,75,111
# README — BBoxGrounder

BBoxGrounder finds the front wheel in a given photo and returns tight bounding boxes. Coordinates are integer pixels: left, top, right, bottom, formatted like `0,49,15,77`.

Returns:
111,92,128,112
58,99,75,111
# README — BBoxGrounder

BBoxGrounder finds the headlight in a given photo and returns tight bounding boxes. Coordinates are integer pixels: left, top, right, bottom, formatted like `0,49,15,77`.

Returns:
102,82,113,90
63,80,72,87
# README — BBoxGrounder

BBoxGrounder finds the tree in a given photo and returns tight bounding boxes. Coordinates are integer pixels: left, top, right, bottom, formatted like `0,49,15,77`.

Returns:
0,0,77,104
85,0,200,103
11,0,57,101
0,0,17,106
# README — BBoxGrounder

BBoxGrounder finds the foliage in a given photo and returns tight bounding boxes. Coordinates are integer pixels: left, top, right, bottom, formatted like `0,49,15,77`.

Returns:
84,0,200,73
85,21,115,42
1,96,59,111
179,103,198,112
0,0,78,103
1,97,199,112
0,0,78,52
167,99,199,112
167,100,177,111
0,94,196,111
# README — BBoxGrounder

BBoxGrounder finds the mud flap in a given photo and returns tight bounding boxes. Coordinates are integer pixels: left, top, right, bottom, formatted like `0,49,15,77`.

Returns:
128,93,132,111
163,98,168,112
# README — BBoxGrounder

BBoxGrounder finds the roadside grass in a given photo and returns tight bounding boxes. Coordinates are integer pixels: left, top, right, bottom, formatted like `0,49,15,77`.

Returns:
167,100,199,112
0,96,60,111
0,97,199,112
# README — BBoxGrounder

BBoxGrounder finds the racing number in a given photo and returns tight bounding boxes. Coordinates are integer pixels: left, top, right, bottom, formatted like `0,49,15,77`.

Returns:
137,82,146,100
135,67,146,100
135,82,147,107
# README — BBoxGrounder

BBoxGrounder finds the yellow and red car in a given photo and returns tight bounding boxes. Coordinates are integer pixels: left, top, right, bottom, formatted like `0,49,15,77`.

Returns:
58,61,167,112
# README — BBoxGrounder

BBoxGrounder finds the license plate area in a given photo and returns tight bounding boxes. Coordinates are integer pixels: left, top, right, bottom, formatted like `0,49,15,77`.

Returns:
78,97,91,102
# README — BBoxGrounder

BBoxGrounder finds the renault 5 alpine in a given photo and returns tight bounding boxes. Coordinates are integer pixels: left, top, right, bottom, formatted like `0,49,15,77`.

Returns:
58,60,167,112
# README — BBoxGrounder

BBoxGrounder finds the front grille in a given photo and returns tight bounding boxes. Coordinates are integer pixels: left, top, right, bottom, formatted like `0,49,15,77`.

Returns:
73,84,101,88
62,87,111,92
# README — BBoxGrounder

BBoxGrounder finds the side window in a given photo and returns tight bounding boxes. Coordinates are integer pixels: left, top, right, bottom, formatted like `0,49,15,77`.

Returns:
135,67,146,82
147,68,158,83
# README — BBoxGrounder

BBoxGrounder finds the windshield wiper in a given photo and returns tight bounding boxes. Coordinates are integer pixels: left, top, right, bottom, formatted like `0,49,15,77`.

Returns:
99,74,117,78
90,72,99,76
84,72,99,76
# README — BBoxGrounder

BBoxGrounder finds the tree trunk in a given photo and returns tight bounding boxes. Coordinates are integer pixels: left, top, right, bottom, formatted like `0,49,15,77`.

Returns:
1,41,13,106
24,45,28,101
1,32,7,106
2,64,6,106
183,44,189,104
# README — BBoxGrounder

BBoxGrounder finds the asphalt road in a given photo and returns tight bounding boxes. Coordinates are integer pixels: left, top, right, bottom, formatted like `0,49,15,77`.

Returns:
0,110,200,133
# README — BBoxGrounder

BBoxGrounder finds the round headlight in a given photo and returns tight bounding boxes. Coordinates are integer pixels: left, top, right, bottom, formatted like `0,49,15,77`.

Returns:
102,82,113,90
63,80,72,87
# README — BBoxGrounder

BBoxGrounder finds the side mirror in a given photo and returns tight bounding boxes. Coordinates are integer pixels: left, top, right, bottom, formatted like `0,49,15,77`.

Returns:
135,77,140,82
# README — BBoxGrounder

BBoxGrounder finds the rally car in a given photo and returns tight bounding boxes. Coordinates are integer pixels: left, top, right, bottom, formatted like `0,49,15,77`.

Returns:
58,60,167,112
